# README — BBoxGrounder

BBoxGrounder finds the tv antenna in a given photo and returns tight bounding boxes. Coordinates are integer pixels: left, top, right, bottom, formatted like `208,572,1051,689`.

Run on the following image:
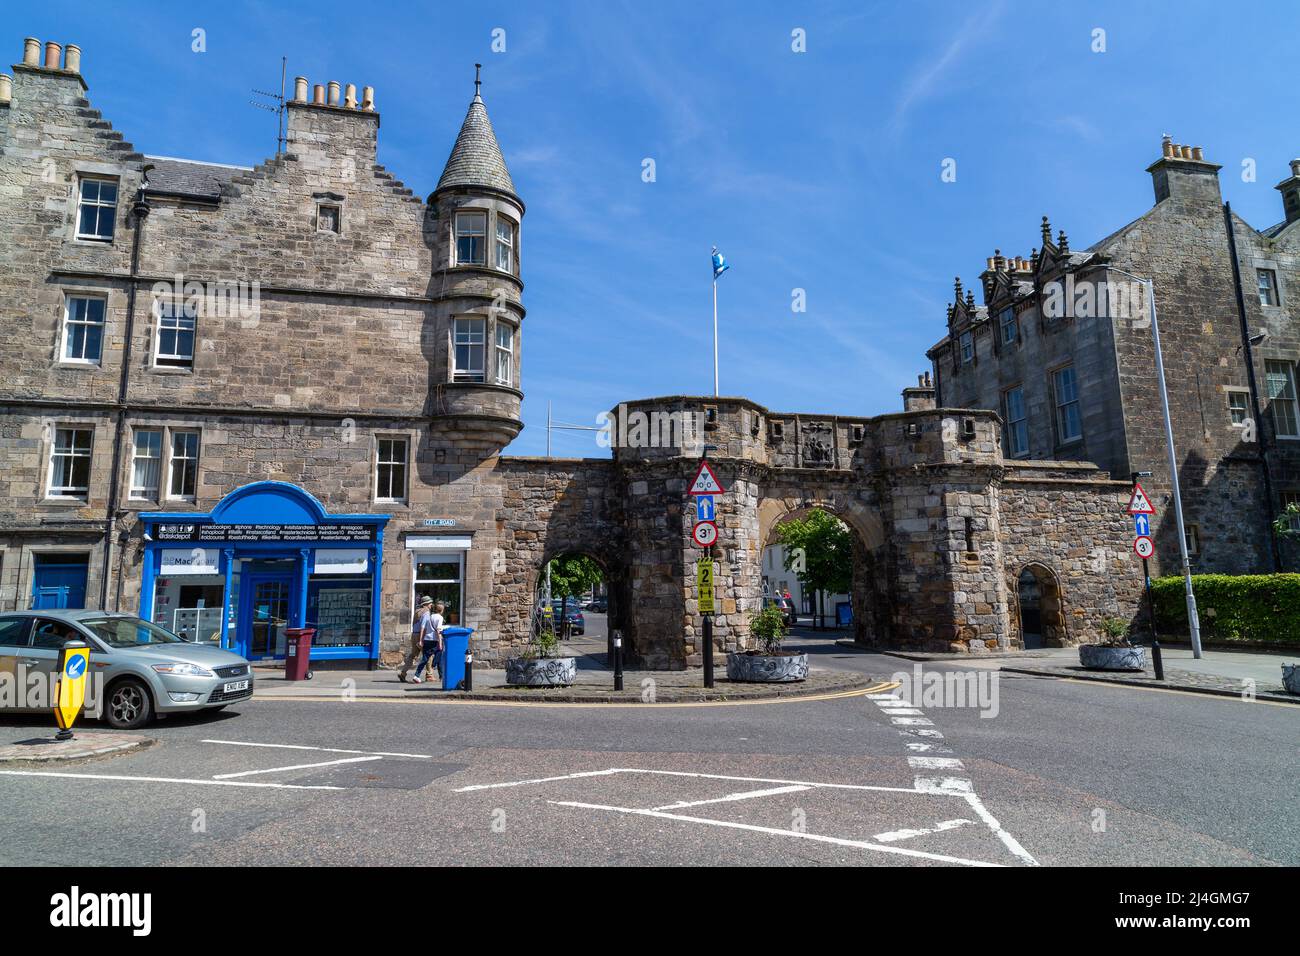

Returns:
251,56,288,155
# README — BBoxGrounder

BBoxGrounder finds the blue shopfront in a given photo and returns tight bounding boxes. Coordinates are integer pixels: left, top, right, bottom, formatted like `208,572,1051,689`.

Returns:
139,482,389,668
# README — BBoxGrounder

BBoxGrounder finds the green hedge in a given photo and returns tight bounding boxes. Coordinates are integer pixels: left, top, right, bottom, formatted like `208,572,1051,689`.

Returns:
1152,574,1300,645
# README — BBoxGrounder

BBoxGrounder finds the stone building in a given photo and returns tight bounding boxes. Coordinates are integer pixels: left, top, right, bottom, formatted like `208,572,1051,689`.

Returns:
0,36,1143,667
928,137,1300,575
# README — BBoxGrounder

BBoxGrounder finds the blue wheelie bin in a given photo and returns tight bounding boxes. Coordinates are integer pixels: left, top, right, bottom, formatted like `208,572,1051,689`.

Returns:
440,626,473,690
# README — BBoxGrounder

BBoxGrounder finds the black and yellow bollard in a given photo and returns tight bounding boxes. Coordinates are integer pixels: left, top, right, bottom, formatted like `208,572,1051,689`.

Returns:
54,639,91,742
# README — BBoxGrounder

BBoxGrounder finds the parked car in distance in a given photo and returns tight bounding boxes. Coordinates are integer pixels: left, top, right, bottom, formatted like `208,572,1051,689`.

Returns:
550,601,585,635
0,610,254,730
586,597,608,613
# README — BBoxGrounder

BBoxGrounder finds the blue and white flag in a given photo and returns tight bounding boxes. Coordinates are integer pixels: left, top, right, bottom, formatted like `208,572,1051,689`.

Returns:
711,247,730,280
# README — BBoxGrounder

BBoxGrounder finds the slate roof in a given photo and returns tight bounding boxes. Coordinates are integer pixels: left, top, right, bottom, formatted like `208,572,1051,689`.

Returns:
435,93,516,196
143,155,250,200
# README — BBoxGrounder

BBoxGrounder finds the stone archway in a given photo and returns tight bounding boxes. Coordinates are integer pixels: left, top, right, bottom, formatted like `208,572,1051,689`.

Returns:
1013,563,1067,648
757,495,890,647
531,547,628,662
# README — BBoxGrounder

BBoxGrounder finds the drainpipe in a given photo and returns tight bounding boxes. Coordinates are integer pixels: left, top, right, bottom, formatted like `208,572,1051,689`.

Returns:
99,170,152,610
1223,201,1280,571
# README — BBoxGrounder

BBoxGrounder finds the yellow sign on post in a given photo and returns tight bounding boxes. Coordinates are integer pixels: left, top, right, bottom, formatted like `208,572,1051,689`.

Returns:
54,640,90,741
697,558,715,615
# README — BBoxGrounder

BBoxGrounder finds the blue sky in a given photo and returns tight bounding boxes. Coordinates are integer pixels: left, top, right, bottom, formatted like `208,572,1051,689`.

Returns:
9,1,1298,456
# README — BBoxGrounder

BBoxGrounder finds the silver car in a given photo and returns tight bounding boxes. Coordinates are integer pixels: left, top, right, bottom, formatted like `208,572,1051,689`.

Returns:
0,610,254,730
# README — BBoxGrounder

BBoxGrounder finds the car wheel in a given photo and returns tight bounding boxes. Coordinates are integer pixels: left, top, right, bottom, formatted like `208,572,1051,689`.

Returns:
104,678,154,730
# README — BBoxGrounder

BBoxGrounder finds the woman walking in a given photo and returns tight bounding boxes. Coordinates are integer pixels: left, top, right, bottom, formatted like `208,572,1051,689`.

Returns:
411,601,446,684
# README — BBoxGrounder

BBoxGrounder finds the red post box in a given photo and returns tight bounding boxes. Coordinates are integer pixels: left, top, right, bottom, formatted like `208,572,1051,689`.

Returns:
284,627,315,681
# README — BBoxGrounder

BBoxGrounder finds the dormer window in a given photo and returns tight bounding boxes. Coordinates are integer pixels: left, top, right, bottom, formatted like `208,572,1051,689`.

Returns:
999,306,1018,345
495,217,516,273
455,212,486,266
959,331,974,365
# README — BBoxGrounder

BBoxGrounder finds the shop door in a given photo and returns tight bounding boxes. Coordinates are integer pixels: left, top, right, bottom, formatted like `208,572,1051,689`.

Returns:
240,574,293,660
31,558,88,610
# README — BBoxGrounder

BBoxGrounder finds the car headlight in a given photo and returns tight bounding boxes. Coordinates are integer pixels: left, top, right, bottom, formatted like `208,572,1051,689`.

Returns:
152,662,216,678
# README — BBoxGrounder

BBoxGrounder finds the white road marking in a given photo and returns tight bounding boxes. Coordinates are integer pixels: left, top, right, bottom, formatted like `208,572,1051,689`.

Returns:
866,693,902,701
212,755,382,780
890,717,935,726
202,739,431,759
652,784,810,811
549,800,1002,867
878,707,924,715
914,776,974,794
874,818,973,843
964,790,1040,866
0,769,344,790
456,767,935,797
898,728,945,738
907,756,965,770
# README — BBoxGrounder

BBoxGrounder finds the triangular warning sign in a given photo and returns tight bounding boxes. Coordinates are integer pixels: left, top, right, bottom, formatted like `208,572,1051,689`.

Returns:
1127,482,1156,515
688,460,726,496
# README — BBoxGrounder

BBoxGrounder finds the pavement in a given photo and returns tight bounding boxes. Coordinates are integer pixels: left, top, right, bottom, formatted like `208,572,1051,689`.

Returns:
839,639,1300,703
0,730,150,763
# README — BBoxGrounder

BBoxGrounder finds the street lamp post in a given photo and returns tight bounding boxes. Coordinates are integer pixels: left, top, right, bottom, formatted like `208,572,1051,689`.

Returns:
1095,265,1204,659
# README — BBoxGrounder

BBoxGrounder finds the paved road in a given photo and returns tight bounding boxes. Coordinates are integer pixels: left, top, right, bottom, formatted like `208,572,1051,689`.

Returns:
0,632,1295,866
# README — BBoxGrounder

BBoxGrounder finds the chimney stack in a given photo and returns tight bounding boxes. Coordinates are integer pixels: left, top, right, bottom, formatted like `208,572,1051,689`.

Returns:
1148,135,1221,205
1275,158,1300,226
902,371,938,412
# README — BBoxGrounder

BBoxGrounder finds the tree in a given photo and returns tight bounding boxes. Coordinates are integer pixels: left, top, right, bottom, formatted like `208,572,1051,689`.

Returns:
544,554,603,638
775,509,853,628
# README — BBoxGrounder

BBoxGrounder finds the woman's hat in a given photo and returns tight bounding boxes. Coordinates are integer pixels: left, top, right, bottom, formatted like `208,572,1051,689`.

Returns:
418,595,433,607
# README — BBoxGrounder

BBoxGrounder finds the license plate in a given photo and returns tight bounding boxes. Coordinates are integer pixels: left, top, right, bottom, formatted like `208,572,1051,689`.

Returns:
223,680,250,693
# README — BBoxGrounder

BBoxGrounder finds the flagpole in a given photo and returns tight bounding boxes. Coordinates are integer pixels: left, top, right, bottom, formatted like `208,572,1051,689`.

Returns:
712,276,719,397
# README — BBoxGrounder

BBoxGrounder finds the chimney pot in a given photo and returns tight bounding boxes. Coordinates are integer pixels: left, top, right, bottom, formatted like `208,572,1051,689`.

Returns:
313,84,325,105
1162,136,1174,158
43,41,62,71
293,76,308,102
986,257,995,270
63,44,81,73
344,83,357,108
327,80,340,106
361,85,374,111
0,74,11,104
1191,146,1204,161
23,38,40,66
1291,159,1300,178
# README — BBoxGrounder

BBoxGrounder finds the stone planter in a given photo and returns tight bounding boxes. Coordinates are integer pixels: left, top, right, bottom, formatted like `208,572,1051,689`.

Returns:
726,651,808,683
505,656,576,687
1283,664,1300,696
1078,644,1146,672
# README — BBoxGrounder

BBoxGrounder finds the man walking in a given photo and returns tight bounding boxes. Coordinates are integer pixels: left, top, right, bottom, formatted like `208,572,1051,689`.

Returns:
411,601,446,684
399,595,433,682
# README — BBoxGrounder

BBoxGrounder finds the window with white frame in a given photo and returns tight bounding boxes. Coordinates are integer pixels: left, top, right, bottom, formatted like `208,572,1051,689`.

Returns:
1257,268,1280,307
1184,523,1201,556
1282,491,1300,532
47,427,93,498
453,317,486,382
455,212,486,266
1265,360,1299,438
999,306,1018,346
414,552,464,625
1052,365,1082,444
62,296,106,363
129,429,163,500
495,322,514,386
375,437,408,503
154,300,196,369
167,430,200,499
75,177,118,242
1226,388,1250,427
1003,385,1029,457
959,330,973,365
495,217,516,273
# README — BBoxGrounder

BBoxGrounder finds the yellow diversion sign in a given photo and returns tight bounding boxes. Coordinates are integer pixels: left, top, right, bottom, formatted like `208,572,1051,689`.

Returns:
697,558,715,615
54,640,91,741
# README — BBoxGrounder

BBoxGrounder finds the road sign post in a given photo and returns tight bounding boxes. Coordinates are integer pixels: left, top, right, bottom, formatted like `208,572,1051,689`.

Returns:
54,640,90,741
1130,473,1164,681
691,449,723,688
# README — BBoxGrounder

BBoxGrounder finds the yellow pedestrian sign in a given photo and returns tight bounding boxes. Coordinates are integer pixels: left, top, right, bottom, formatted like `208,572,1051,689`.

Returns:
697,559,716,615
54,640,90,741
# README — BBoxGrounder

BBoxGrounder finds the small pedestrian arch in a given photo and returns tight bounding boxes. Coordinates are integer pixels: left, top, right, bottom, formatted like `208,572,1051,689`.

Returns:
1013,563,1067,648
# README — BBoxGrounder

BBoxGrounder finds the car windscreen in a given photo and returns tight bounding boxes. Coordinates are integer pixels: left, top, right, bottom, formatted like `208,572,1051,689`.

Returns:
80,617,186,648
